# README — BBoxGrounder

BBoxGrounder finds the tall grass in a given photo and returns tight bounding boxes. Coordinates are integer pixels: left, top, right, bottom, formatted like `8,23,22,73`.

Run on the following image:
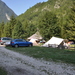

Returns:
6,46,75,64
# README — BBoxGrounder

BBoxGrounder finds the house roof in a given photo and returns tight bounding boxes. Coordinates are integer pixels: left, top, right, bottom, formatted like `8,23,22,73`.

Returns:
27,31,42,40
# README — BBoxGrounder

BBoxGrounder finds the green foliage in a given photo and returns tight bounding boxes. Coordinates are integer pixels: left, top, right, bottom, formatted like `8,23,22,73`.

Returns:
0,22,5,37
38,11,59,40
22,20,37,39
65,1,75,40
9,16,17,37
16,0,75,40
4,22,11,37
0,0,75,41
12,20,24,39
0,16,17,38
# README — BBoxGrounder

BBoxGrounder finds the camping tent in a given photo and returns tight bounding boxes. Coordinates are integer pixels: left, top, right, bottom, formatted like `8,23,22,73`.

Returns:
27,31,42,40
42,37,64,47
29,39,39,46
27,31,43,46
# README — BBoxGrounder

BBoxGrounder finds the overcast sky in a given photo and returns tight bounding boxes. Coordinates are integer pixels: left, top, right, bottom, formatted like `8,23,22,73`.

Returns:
2,0,48,15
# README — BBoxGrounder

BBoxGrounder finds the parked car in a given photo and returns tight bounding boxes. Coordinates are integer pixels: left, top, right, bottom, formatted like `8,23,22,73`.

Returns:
5,41,11,46
0,37,12,45
10,39,33,47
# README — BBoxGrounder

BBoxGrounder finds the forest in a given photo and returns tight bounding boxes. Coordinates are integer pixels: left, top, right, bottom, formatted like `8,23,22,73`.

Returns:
0,0,75,41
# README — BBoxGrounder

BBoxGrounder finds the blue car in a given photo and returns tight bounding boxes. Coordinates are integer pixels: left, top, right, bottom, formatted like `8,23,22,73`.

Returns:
10,39,33,47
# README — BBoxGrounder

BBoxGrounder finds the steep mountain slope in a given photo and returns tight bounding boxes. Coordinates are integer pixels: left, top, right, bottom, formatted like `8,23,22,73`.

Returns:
17,0,73,25
0,0,17,23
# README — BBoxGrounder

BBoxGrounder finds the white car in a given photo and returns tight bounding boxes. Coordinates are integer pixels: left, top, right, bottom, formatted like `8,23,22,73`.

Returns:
0,37,12,45
5,41,11,46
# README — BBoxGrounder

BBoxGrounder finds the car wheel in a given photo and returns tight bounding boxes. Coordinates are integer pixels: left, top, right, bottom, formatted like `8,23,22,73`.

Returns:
29,44,32,47
15,44,19,48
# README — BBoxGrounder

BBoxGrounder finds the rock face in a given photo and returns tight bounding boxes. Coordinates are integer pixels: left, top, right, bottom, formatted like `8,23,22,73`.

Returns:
0,0,17,23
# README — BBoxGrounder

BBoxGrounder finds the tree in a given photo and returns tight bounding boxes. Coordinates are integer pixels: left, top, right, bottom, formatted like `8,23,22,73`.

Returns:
22,20,37,39
65,1,75,40
4,22,11,37
0,22,5,37
27,23,36,36
38,11,59,40
9,15,17,37
12,20,24,39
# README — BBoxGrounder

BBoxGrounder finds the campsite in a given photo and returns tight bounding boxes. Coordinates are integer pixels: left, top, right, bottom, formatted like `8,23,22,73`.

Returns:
5,35,75,64
0,0,75,75
27,32,75,49
1,33,75,75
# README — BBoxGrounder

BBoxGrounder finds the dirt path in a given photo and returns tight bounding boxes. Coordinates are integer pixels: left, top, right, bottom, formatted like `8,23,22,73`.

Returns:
0,45,75,75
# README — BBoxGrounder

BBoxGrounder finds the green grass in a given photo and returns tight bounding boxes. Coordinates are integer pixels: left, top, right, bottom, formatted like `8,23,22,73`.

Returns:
6,46,75,64
0,67,7,75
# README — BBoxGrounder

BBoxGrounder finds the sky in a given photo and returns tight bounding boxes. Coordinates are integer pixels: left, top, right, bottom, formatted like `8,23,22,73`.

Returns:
2,0,48,15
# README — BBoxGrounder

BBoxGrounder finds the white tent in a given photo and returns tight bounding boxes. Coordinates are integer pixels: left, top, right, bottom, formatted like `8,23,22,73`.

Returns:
27,32,43,46
27,31,42,40
42,37,64,47
29,39,39,46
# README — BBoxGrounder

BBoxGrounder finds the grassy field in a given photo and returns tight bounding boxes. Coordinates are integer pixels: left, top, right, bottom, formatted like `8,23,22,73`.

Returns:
0,67,7,75
6,46,75,64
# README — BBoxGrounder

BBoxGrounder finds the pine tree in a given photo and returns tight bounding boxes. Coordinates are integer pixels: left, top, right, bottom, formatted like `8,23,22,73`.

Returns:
4,22,11,37
12,20,24,39
65,1,75,40
0,22,5,37
9,15,17,37
22,20,36,39
38,11,59,40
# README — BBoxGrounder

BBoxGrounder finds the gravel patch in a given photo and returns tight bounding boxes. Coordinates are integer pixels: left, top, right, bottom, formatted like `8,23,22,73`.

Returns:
0,45,75,75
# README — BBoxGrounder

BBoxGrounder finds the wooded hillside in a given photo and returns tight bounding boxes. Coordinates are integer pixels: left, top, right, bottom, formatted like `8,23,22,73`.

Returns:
0,0,75,41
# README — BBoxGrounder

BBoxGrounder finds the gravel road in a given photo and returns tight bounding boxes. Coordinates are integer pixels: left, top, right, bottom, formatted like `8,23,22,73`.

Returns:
0,45,75,75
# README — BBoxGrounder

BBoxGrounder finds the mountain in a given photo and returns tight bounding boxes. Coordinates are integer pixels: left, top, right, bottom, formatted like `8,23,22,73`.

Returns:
16,0,75,40
17,0,74,25
0,0,17,23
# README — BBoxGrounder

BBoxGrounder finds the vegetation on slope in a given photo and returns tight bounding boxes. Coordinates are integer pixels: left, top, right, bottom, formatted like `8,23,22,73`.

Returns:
0,0,75,41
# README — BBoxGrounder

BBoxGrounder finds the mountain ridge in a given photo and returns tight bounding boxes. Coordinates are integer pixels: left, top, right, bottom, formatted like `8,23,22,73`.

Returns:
0,0,17,23
17,0,73,25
